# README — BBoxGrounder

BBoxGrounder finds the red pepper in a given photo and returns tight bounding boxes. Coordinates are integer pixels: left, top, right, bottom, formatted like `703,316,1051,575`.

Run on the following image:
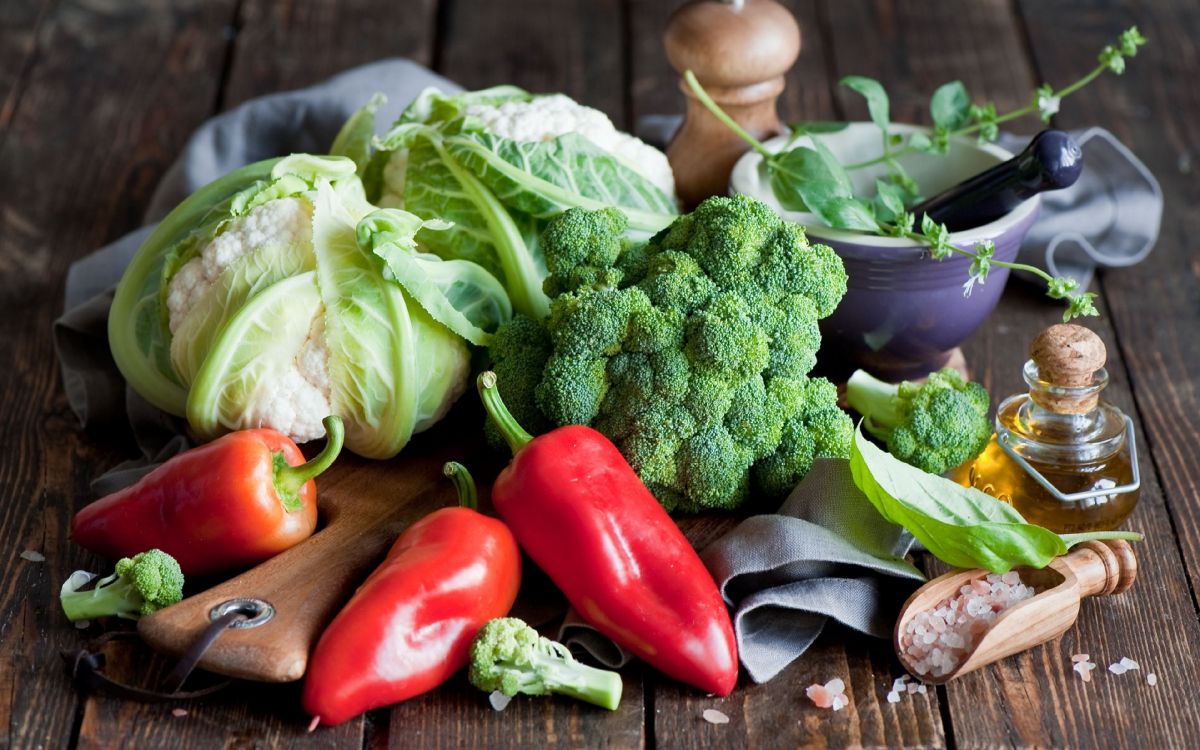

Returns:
477,372,739,696
72,416,343,577
302,462,521,727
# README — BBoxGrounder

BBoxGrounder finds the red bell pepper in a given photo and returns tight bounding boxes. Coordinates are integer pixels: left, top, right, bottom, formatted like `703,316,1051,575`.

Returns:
477,372,739,696
302,462,521,727
72,416,343,577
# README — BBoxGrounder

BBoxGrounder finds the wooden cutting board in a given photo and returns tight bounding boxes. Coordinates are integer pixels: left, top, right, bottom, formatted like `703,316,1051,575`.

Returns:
136,409,500,683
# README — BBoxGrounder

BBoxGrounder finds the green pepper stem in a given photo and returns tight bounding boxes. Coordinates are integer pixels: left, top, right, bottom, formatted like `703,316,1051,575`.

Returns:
274,415,345,510
443,461,478,511
477,371,533,455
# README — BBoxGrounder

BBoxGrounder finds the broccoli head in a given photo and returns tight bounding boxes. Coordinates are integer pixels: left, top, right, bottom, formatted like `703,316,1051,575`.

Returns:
468,617,623,710
485,196,852,512
845,368,992,475
60,549,185,622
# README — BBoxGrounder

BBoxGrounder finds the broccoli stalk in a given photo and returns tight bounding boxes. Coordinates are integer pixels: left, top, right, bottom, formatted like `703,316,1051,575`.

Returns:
845,368,993,476
469,617,623,710
60,549,185,621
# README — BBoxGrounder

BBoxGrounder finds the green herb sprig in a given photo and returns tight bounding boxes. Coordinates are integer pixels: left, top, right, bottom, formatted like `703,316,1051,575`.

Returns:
685,26,1145,323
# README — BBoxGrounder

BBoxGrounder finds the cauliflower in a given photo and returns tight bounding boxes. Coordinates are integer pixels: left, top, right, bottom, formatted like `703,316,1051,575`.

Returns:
166,196,332,442
462,95,676,198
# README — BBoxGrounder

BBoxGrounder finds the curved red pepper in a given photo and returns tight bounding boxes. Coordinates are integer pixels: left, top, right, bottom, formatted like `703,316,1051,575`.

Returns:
72,416,343,577
302,462,521,727
478,372,739,696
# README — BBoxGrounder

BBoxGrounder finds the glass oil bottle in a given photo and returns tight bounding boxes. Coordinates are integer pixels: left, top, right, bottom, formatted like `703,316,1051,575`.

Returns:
953,324,1140,533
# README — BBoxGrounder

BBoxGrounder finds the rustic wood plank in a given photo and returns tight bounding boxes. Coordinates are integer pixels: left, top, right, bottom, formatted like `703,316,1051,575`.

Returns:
0,0,54,133
816,2,1200,747
1018,0,1200,613
0,1,238,748
435,0,626,121
221,0,437,109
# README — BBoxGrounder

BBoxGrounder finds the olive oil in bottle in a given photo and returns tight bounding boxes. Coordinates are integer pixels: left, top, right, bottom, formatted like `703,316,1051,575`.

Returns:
953,325,1140,533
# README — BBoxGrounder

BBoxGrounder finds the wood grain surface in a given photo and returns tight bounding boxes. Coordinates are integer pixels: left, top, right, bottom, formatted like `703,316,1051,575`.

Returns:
1,0,1197,748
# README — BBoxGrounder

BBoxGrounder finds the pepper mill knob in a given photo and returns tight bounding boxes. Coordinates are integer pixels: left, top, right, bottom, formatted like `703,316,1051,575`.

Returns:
664,0,800,208
1030,324,1107,413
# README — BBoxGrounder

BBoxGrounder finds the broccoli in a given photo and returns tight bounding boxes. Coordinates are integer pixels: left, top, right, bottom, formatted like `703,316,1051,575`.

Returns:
486,196,853,512
60,549,184,622
468,617,623,710
844,368,993,476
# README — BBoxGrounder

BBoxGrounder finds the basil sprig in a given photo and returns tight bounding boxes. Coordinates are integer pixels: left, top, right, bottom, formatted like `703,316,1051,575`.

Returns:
848,427,1141,573
686,27,1147,323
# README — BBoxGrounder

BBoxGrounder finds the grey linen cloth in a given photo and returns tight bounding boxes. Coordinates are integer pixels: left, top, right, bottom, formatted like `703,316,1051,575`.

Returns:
54,59,459,490
639,116,1161,290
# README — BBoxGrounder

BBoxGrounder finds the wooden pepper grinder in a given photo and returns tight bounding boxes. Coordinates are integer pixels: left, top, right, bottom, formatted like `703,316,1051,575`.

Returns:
664,0,800,208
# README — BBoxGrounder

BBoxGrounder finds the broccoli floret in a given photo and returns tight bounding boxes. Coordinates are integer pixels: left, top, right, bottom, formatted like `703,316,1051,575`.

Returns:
484,314,553,450
469,617,623,710
60,549,184,622
845,368,992,475
487,195,851,511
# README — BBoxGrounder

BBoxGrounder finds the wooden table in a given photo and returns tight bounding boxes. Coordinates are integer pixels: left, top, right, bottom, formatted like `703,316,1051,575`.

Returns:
3,1,1197,747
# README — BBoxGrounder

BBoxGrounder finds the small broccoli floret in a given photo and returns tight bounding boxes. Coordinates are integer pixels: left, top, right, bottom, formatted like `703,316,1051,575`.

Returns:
469,617,623,710
845,368,992,475
542,207,628,296
60,549,184,622
485,314,553,450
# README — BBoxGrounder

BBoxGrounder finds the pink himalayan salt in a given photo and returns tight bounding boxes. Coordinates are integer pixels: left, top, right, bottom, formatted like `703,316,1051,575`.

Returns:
1147,672,1158,686
1070,653,1090,663
901,572,1036,678
806,678,847,709
1073,660,1097,682
702,709,730,725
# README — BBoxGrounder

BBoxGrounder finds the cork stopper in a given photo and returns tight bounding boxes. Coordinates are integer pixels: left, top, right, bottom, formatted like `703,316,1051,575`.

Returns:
1029,324,1107,413
664,0,801,208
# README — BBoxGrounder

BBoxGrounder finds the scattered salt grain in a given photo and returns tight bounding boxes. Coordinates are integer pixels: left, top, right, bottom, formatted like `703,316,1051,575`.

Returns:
900,572,1035,678
891,677,909,692
488,691,512,711
906,683,919,694
1070,653,1090,663
916,684,927,694
1073,660,1097,682
806,677,847,709
20,550,44,562
171,708,188,718
1119,657,1140,671
1147,673,1158,686
703,709,730,725
886,691,901,704
1108,662,1128,675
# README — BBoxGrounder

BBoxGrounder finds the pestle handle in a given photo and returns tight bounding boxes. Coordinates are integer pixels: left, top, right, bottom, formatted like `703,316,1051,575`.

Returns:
1058,539,1138,598
911,129,1083,231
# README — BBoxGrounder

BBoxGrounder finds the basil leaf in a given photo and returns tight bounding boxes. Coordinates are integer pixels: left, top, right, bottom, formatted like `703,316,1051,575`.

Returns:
789,120,850,135
841,76,890,136
930,81,971,131
848,427,1141,572
820,197,880,232
874,179,907,222
907,131,935,153
767,144,853,214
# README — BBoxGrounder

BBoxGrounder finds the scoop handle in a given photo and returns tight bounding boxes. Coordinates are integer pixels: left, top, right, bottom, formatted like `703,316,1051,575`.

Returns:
1057,539,1138,598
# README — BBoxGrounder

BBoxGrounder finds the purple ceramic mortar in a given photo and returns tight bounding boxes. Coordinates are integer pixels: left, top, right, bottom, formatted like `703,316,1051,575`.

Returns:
731,123,1042,381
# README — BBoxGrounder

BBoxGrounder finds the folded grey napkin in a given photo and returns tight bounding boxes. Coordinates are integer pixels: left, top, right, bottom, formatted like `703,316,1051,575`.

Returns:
701,458,923,683
54,59,459,487
638,116,1161,291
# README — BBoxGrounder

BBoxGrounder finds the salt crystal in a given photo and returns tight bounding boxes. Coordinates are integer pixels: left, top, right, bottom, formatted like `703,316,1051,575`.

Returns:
824,678,845,696
1073,662,1093,682
892,677,908,692
1071,653,1090,663
831,695,849,711
806,684,832,708
703,709,730,725
1002,571,1021,585
907,683,919,694
1120,657,1140,670
20,550,44,562
1147,673,1158,686
886,691,901,704
171,708,187,718
917,684,927,694
1108,663,1128,675
489,691,512,711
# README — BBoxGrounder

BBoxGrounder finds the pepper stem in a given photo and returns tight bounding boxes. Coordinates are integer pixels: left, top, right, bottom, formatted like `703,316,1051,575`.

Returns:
274,415,345,511
443,461,478,511
477,371,533,455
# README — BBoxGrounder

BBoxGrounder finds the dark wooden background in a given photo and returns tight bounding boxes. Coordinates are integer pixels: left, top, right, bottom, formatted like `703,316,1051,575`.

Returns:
2,0,1198,747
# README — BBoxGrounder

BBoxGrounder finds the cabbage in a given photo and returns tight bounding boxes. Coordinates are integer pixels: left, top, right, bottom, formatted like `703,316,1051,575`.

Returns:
109,154,508,458
337,87,678,321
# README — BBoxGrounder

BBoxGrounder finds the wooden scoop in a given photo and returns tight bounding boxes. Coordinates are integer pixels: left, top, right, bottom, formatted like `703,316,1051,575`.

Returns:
137,421,487,683
894,540,1137,684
